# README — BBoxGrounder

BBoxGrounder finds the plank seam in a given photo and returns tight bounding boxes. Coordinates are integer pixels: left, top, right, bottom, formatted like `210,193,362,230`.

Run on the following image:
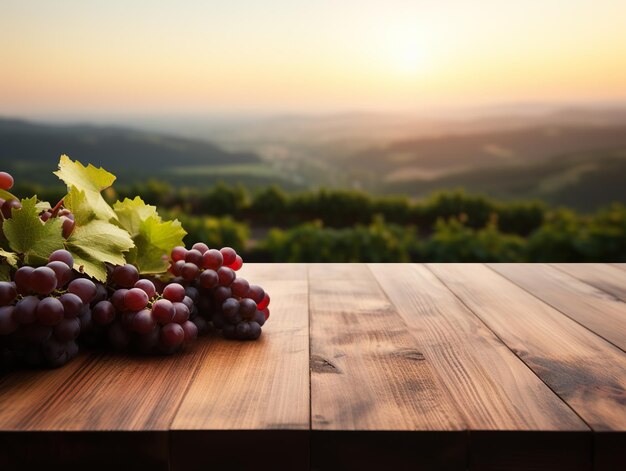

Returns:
425,263,593,433
489,264,626,354
550,264,626,303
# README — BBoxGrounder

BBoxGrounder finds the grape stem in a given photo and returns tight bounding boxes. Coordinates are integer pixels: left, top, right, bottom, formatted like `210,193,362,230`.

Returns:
50,198,65,218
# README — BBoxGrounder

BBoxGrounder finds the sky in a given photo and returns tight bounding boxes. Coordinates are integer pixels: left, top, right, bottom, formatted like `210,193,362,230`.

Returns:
2,0,626,117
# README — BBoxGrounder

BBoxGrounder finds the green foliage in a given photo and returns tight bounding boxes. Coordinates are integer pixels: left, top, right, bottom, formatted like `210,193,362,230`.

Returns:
113,197,186,274
262,217,415,262
2,196,64,265
423,218,526,262
163,210,249,252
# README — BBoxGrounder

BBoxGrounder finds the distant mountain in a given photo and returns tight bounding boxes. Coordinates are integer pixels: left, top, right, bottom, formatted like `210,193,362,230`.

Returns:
0,118,262,186
345,125,626,210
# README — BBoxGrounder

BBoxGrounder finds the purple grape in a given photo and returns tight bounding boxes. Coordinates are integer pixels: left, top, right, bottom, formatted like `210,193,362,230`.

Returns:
160,323,184,349
217,267,236,287
14,266,34,294
36,297,64,325
171,246,186,262
199,269,219,289
247,285,265,304
59,292,84,318
91,282,108,305
231,278,250,298
53,318,80,342
61,215,75,238
132,308,156,334
172,302,190,324
13,295,39,324
0,306,18,335
0,281,17,306
124,288,149,311
252,309,266,327
112,264,139,288
134,279,156,299
31,266,58,295
48,249,74,268
111,288,128,311
202,249,223,270
248,321,262,340
191,242,209,254
181,320,198,346
239,298,257,320
46,261,72,288
212,286,232,304
152,299,175,324
220,247,237,266
163,283,185,303
68,278,97,303
184,249,203,266
92,300,115,325
181,263,199,281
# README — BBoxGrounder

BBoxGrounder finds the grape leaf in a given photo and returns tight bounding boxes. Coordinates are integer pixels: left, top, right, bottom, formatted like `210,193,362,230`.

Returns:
0,189,17,202
0,248,18,267
63,186,97,225
0,248,17,281
113,197,186,273
65,219,134,281
54,155,117,221
2,197,64,265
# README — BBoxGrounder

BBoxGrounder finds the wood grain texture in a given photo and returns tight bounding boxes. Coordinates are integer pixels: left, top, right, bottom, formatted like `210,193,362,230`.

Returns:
0,352,93,430
553,263,626,302
310,264,466,470
172,271,309,430
372,264,587,431
428,263,626,433
491,263,626,352
12,346,208,431
171,264,310,471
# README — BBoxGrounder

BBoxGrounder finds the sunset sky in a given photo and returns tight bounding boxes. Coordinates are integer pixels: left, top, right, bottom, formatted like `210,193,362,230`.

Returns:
2,0,626,116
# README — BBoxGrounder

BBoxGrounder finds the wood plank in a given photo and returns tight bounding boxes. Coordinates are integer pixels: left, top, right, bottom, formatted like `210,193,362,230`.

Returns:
171,264,310,471
491,263,626,351
553,263,626,302
611,263,626,271
428,263,626,433
372,264,589,471
0,351,93,430
309,264,466,471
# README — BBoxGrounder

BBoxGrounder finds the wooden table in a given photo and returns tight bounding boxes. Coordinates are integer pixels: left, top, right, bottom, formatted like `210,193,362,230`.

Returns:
1,263,625,470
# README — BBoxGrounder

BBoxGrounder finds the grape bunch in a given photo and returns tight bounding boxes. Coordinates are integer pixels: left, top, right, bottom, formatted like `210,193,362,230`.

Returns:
167,243,270,340
1,167,273,372
97,264,198,354
0,249,95,368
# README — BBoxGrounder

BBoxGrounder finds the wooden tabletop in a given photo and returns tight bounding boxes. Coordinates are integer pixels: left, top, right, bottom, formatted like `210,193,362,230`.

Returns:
1,263,625,471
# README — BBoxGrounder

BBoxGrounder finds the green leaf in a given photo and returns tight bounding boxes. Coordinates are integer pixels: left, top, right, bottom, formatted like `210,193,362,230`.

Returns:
63,186,98,225
0,189,17,202
113,197,186,273
65,219,134,281
35,201,52,213
54,155,117,221
0,248,18,267
3,197,64,265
